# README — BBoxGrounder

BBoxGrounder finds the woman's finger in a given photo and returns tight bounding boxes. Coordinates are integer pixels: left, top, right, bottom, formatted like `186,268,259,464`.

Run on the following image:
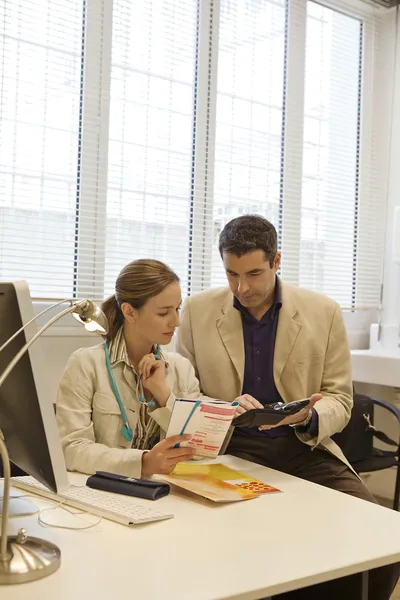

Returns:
139,357,154,378
146,361,152,378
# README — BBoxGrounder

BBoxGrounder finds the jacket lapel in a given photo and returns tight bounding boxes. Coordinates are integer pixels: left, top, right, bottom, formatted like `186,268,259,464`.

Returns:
216,292,245,388
274,283,302,382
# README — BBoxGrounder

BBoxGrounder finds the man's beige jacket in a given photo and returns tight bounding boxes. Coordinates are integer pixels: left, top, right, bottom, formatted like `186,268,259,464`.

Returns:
176,282,355,472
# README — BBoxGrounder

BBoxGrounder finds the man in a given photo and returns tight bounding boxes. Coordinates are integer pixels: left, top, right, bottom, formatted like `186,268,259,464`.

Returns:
177,215,398,600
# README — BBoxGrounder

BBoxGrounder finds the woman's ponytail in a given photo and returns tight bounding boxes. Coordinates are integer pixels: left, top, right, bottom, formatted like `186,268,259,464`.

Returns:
101,294,123,342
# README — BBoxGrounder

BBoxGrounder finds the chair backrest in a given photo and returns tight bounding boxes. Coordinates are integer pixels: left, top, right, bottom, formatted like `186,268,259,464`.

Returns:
332,393,375,463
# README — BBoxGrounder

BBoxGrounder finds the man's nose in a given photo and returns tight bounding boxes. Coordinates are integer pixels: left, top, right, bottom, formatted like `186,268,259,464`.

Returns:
237,279,249,294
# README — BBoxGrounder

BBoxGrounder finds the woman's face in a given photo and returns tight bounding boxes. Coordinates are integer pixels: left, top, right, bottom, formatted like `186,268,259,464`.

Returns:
128,281,182,346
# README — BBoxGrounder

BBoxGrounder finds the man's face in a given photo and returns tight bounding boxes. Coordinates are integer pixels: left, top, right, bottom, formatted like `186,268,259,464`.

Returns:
222,250,281,309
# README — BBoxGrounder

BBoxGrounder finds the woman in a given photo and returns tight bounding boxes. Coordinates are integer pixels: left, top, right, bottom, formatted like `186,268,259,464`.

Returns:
56,259,202,478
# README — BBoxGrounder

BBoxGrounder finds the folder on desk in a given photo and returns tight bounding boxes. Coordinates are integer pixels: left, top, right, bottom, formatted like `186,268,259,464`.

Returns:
160,463,281,503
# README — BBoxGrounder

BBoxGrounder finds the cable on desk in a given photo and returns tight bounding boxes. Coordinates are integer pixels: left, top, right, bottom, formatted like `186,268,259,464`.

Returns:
2,492,103,531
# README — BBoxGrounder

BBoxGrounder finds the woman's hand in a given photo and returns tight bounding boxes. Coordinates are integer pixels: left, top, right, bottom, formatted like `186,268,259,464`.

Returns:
141,435,195,477
137,354,171,407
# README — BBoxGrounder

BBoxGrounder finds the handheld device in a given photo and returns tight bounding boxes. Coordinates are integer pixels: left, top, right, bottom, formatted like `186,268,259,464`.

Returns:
232,398,310,428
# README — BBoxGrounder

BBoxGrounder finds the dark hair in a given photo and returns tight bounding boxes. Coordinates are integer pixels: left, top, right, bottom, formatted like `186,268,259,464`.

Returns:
218,215,278,267
102,259,180,341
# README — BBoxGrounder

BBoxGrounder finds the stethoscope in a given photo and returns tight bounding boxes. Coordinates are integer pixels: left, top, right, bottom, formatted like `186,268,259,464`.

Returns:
103,341,162,443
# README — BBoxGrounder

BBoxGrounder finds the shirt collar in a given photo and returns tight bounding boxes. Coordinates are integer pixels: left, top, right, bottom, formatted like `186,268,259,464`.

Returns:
233,276,283,319
107,326,169,369
108,327,130,366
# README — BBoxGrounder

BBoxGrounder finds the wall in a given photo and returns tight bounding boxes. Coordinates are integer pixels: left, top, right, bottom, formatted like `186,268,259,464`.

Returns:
380,7,400,352
39,326,99,404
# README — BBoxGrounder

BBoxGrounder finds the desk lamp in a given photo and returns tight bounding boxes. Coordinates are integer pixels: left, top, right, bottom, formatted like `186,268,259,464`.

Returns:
0,298,108,584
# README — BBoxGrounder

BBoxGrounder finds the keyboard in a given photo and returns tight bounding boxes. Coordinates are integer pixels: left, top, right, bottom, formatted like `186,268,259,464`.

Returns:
11,476,173,526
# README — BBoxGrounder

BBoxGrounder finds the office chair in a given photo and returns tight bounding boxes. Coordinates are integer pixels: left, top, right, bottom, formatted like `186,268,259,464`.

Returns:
333,394,400,511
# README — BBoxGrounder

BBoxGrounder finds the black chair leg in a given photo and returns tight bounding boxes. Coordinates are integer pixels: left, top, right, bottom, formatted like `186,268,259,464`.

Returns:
393,464,400,511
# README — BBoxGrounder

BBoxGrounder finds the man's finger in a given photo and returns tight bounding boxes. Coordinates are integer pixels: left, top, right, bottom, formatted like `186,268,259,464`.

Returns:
242,395,264,409
307,393,322,408
238,397,259,411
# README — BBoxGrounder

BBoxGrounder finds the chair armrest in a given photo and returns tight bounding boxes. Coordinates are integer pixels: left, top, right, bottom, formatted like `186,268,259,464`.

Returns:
372,398,400,423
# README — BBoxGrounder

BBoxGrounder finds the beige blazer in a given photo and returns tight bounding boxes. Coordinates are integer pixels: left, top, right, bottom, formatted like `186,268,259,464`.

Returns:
176,282,355,472
56,343,201,478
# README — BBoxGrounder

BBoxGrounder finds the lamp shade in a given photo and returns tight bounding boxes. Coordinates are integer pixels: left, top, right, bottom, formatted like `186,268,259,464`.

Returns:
71,300,108,334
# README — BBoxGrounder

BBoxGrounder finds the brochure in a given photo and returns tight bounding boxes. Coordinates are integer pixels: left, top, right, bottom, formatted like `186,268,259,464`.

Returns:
166,398,238,458
160,462,281,503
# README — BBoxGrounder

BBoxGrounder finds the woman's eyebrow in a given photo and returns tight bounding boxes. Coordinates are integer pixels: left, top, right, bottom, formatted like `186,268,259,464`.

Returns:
158,303,181,309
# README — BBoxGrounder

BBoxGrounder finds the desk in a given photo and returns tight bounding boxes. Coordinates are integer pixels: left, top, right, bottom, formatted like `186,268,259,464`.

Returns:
351,349,400,387
3,455,400,600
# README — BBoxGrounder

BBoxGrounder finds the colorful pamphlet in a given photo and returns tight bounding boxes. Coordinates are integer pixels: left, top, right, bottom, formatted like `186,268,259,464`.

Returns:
160,462,281,503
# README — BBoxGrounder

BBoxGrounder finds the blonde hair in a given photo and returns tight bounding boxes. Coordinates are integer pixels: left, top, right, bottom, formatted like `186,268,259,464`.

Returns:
102,259,180,341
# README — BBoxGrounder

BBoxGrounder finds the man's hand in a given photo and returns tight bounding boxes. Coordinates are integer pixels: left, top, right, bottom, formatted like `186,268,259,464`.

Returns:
234,394,264,416
141,435,195,477
258,393,323,430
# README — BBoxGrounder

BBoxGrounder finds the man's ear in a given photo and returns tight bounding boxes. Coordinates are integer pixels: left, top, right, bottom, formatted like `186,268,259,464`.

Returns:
120,302,138,323
273,252,281,272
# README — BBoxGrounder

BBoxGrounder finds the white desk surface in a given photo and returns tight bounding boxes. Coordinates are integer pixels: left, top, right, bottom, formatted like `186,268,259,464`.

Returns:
3,455,400,600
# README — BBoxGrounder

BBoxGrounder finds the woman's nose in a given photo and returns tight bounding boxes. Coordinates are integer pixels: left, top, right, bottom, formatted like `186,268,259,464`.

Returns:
170,312,181,328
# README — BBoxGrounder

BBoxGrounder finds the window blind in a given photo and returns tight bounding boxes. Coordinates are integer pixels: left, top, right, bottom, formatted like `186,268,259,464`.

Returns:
298,1,381,310
104,0,198,298
0,0,83,299
208,0,385,311
210,0,287,289
0,0,388,314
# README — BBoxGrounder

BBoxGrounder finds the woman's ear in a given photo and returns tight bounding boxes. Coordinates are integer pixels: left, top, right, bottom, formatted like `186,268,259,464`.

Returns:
120,302,138,323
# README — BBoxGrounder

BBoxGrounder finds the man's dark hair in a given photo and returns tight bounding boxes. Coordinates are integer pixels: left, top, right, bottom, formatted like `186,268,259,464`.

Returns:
219,215,278,267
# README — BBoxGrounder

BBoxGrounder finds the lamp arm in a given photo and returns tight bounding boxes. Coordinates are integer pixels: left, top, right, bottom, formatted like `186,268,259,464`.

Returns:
0,301,87,391
0,433,11,562
0,298,71,356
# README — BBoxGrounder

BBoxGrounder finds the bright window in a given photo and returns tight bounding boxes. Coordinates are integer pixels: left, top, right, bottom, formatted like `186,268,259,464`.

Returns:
0,0,386,316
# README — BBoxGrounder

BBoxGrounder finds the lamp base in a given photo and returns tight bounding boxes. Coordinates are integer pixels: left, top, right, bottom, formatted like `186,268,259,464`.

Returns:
0,495,38,517
0,532,61,584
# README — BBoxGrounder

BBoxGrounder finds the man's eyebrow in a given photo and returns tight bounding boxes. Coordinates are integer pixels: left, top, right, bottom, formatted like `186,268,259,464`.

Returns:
226,268,264,275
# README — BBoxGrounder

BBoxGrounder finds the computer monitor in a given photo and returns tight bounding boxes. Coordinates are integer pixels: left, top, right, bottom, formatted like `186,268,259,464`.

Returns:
0,281,69,497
